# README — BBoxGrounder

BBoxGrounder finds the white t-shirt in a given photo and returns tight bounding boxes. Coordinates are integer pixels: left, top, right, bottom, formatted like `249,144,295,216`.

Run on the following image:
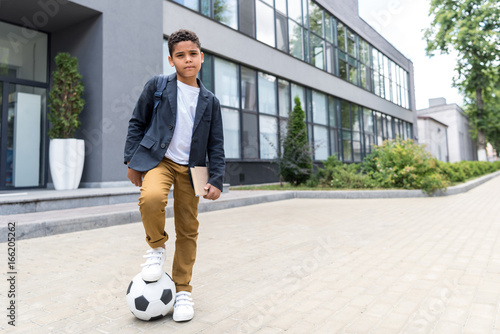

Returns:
165,80,200,164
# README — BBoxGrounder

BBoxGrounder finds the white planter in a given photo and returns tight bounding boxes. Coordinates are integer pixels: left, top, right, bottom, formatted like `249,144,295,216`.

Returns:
49,138,85,190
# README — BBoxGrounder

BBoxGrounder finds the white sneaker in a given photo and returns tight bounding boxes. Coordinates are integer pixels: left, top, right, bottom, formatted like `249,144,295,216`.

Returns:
173,291,194,322
140,247,166,282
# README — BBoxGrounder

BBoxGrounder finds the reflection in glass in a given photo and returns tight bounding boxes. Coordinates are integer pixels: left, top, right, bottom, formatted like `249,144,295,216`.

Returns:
347,30,356,58
352,105,360,132
173,0,199,10
214,0,238,29
242,113,259,159
310,34,324,70
258,72,277,115
214,57,239,108
0,21,48,82
353,137,362,161
341,100,350,129
342,131,352,161
239,0,256,37
312,91,327,125
241,67,257,111
6,85,46,187
325,12,332,42
288,0,302,24
200,53,213,92
276,0,287,14
289,20,303,60
325,43,334,74
256,1,276,47
330,129,338,156
222,108,240,158
291,83,305,109
314,125,328,160
202,0,211,16
276,13,289,52
259,115,278,159
278,79,290,117
363,108,374,133
337,21,346,50
308,1,323,37
349,63,358,85
328,96,337,128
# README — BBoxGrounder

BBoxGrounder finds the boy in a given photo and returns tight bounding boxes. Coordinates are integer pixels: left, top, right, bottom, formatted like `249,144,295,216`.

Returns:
124,29,225,322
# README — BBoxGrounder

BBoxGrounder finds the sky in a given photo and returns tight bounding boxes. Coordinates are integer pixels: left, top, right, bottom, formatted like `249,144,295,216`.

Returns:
357,0,463,110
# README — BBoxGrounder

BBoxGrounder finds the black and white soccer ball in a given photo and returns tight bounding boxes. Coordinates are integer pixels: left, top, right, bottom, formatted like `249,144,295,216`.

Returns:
126,272,176,321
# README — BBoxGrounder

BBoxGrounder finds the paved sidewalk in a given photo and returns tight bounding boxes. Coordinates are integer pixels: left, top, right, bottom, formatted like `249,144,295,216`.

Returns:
2,176,500,333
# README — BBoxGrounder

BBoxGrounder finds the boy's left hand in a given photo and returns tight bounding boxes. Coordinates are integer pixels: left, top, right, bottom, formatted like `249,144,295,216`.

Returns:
203,183,221,200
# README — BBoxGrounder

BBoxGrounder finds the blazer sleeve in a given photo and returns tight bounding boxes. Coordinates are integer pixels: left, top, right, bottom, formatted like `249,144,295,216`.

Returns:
124,76,157,165
206,96,226,191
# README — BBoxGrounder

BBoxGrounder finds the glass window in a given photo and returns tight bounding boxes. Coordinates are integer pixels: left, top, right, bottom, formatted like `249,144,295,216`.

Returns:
291,83,305,109
202,0,210,16
324,12,332,42
260,115,278,159
337,21,346,50
363,108,374,133
258,72,277,115
310,34,324,70
341,100,350,129
0,21,48,82
349,64,358,85
353,136,362,161
328,96,337,128
309,1,323,37
241,67,257,111
339,59,347,81
352,105,360,132
289,20,303,60
376,112,383,144
387,115,393,139
214,0,237,29
173,0,199,10
342,131,352,161
278,79,290,117
288,0,302,24
314,125,328,160
347,29,356,58
242,112,259,159
276,13,289,52
359,38,370,64
222,108,240,158
5,85,47,187
325,43,334,74
214,57,239,108
330,129,338,156
256,1,276,47
200,53,213,92
312,90,327,125
239,0,256,37
276,0,287,14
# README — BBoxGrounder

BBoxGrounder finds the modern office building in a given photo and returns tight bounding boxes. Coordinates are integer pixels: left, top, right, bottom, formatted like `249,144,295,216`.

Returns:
417,98,476,163
0,0,416,190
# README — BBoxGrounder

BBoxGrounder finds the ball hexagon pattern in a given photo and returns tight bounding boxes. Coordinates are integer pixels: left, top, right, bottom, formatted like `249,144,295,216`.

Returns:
126,272,176,321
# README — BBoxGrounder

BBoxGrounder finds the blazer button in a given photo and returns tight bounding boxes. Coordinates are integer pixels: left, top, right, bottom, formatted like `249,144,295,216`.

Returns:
161,143,166,149
169,125,174,130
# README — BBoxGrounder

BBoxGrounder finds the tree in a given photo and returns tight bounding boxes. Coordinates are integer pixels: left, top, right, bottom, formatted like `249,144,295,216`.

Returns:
48,52,85,139
424,0,500,160
280,96,312,185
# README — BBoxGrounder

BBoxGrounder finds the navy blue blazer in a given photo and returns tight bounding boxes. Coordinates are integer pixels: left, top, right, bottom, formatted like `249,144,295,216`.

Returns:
124,73,225,191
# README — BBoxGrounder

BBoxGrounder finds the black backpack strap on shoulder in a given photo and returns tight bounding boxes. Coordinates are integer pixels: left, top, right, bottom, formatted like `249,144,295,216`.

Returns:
147,75,168,132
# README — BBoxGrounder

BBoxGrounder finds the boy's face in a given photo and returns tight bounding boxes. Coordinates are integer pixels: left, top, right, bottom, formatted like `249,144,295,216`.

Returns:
168,41,204,85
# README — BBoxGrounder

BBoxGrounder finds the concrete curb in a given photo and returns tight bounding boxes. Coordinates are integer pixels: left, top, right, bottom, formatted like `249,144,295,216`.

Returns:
2,172,499,242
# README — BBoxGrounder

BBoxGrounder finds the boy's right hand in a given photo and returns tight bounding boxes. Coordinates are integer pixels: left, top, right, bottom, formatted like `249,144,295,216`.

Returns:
127,165,144,187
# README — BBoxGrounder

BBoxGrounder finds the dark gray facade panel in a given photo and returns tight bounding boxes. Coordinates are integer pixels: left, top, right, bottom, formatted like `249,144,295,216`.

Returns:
65,0,164,184
163,1,413,123
51,15,104,183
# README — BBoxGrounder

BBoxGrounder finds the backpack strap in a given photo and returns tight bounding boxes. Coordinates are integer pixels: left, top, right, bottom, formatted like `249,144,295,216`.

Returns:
146,75,168,132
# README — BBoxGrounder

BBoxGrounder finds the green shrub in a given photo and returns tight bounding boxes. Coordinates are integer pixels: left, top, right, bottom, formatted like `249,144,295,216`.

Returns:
361,138,449,194
315,155,377,189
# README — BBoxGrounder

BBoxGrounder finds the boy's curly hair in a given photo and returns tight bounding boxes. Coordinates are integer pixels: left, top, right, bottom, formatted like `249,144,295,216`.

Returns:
168,29,201,56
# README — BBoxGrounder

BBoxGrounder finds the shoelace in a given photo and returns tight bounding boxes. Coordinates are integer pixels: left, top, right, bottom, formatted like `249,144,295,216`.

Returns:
140,248,164,267
175,292,194,308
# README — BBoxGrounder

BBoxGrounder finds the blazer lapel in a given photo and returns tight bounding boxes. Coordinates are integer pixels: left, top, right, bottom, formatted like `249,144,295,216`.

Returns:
192,79,209,134
165,73,177,123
